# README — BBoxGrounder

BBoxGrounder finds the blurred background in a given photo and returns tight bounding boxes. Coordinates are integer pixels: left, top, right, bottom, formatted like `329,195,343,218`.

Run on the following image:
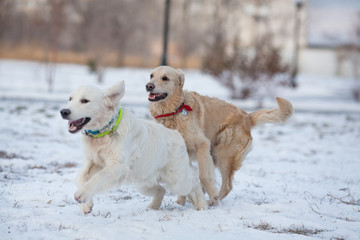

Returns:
0,0,360,101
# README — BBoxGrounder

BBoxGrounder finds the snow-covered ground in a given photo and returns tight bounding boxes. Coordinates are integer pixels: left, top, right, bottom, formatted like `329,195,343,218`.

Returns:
0,60,359,240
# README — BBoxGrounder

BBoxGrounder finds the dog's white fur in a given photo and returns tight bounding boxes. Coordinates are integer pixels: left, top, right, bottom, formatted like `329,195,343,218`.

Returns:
62,81,207,214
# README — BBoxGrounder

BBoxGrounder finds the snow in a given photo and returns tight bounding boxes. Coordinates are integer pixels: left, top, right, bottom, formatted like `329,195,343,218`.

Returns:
0,60,359,240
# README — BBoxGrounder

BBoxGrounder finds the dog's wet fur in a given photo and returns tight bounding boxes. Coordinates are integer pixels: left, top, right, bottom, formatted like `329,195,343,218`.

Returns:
61,81,207,214
147,66,293,205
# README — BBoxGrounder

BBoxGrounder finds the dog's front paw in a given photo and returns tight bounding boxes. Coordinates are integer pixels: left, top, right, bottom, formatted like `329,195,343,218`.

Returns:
80,202,93,214
74,189,92,203
195,201,208,211
176,196,186,206
209,195,219,207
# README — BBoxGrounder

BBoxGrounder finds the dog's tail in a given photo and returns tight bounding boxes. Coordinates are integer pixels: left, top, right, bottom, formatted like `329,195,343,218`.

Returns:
249,97,293,128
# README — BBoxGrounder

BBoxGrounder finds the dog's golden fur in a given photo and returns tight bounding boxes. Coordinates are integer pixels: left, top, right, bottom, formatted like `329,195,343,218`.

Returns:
147,66,293,205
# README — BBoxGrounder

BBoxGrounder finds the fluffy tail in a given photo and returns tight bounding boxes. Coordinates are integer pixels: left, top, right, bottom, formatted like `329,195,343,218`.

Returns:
249,97,293,127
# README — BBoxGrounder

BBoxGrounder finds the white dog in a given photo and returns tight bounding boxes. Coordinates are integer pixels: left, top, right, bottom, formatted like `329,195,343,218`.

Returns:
60,81,207,214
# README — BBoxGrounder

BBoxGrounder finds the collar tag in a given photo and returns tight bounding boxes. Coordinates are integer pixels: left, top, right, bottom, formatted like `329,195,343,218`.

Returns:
182,109,187,115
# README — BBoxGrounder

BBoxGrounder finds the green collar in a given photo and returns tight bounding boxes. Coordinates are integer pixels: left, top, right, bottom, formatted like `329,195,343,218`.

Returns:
83,109,123,138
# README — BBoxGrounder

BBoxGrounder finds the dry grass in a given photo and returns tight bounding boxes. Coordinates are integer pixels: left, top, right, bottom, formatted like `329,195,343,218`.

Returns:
251,221,274,231
28,165,47,170
0,150,29,160
0,45,87,65
284,225,324,236
248,221,325,236
0,45,202,68
61,162,77,169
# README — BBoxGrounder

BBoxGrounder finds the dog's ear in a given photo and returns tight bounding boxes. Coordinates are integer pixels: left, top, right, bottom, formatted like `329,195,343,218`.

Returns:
104,80,125,107
176,69,185,88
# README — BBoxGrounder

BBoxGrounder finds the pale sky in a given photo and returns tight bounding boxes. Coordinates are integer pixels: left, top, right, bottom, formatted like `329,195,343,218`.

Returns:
308,0,360,46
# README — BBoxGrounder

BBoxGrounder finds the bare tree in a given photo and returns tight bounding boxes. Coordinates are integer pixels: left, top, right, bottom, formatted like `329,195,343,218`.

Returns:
43,0,67,92
352,12,360,80
0,0,297,84
69,0,110,83
351,11,360,101
169,0,208,68
68,0,160,82
0,0,14,44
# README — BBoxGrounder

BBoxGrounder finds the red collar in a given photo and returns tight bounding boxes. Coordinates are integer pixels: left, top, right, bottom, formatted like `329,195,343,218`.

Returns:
154,102,193,119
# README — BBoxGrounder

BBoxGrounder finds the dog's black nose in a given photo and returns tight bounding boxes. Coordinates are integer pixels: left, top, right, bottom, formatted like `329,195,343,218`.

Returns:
146,82,155,92
60,109,71,119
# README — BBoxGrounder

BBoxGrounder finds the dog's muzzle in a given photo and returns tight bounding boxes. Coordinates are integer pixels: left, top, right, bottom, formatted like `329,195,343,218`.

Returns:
60,109,71,119
146,82,168,102
146,82,155,92
60,108,91,134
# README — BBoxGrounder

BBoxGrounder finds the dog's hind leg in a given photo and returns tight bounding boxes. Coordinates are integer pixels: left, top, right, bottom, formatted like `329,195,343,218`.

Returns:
214,128,252,200
213,146,239,200
140,185,166,210
215,153,233,200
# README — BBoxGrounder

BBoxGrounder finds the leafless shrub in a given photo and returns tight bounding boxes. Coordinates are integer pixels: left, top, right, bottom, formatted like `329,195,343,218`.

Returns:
203,33,290,101
201,0,292,102
251,220,274,231
333,11,360,101
327,188,360,206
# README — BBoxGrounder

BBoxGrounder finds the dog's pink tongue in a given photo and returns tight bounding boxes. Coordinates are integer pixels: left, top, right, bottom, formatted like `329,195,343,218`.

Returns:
149,93,156,100
69,124,77,132
68,120,78,132
69,121,76,131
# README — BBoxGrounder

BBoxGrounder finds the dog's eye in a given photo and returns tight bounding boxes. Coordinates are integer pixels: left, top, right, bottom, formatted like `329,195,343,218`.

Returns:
69,97,72,101
81,99,89,104
162,76,168,81
150,74,153,79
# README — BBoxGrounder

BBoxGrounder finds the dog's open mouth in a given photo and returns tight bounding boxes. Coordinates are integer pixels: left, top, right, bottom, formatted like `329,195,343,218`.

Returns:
68,117,91,133
148,92,168,102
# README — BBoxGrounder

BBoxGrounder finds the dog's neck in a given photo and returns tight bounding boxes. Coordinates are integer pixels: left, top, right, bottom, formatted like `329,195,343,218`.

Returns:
83,109,123,138
149,90,184,117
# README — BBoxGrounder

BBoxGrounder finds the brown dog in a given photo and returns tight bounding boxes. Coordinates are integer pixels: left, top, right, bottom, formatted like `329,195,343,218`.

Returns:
146,66,293,205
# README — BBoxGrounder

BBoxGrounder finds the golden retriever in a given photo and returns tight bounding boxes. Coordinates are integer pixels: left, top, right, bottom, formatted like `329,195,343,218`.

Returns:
146,66,293,205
